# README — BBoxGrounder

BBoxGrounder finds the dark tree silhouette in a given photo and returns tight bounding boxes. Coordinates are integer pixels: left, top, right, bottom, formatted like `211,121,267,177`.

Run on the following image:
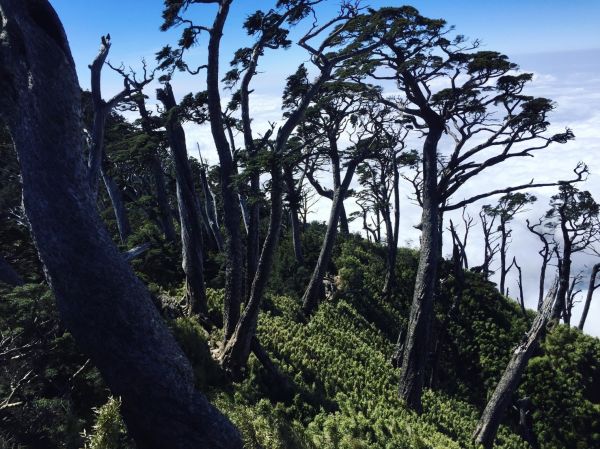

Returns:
0,1,242,448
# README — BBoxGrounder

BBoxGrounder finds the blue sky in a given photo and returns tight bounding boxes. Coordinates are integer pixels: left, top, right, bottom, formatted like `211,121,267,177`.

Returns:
48,0,600,335
50,0,600,88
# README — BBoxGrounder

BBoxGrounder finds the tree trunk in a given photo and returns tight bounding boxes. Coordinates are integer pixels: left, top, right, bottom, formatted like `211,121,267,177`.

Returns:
473,280,558,449
0,2,242,447
302,161,358,316
398,126,443,413
246,173,261,299
383,158,400,297
0,254,23,286
134,96,176,243
499,222,508,295
284,167,304,265
553,235,572,320
578,263,600,331
537,252,549,311
100,167,131,244
158,84,208,317
198,162,224,252
206,0,243,341
220,164,284,377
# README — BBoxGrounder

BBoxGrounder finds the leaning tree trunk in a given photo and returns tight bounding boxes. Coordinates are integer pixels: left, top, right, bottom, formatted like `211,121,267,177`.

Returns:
0,254,23,286
0,2,242,448
220,164,284,377
302,161,358,317
158,84,208,317
100,167,131,244
578,263,600,331
206,0,243,341
398,126,443,413
473,280,558,449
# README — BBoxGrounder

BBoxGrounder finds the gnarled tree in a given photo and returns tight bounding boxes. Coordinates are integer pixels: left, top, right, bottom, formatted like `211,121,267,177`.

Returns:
0,1,242,447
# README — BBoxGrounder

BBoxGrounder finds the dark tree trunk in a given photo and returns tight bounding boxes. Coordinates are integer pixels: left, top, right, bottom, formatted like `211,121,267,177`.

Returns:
537,254,549,311
383,158,400,297
302,161,358,316
329,136,349,235
398,126,443,413
151,155,177,242
284,167,304,265
0,3,242,448
246,173,261,299
206,0,243,341
100,167,131,244
579,263,600,331
499,222,508,295
0,254,23,286
220,164,284,376
553,230,572,320
135,97,176,243
473,281,558,449
198,162,224,252
158,84,208,317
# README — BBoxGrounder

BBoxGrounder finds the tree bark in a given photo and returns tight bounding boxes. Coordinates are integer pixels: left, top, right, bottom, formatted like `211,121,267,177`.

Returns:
578,263,600,331
302,160,358,316
0,2,242,447
158,84,208,317
553,223,572,320
206,0,243,341
100,167,131,244
135,97,177,243
284,167,304,265
198,159,224,252
473,280,558,449
383,158,400,297
0,254,24,286
219,164,284,376
398,126,443,413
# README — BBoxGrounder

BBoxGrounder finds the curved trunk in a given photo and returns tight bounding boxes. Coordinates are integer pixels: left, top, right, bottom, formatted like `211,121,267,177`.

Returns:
206,0,243,340
100,167,131,244
199,163,224,251
398,126,443,413
578,263,600,331
302,161,358,316
220,164,284,376
0,2,241,447
158,84,208,317
473,281,558,449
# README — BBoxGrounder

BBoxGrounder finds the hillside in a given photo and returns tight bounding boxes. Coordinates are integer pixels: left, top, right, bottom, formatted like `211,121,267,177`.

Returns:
2,230,598,448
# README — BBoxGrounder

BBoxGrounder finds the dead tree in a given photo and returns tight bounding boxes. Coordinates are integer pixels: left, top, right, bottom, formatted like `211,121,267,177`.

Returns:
527,217,556,310
0,2,242,447
481,193,536,295
87,35,139,243
473,279,558,449
579,262,600,331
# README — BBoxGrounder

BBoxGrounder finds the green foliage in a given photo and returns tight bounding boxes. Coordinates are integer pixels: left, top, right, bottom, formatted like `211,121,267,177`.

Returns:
0,284,106,448
522,326,600,449
169,317,223,390
81,397,133,449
